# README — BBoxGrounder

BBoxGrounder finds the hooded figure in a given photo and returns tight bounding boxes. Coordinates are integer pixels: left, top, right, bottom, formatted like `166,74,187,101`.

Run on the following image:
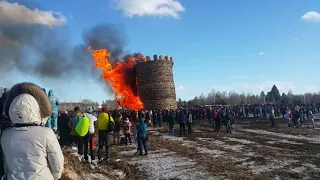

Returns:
135,118,148,155
1,82,64,180
46,90,60,131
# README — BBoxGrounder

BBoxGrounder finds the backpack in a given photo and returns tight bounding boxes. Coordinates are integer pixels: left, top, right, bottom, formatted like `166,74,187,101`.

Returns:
107,113,114,132
75,115,90,137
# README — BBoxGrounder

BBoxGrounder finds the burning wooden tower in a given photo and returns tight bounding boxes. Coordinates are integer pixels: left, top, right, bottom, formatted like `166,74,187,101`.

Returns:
134,55,177,110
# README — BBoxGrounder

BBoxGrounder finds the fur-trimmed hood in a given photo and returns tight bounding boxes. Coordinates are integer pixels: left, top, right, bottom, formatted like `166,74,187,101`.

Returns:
5,82,52,125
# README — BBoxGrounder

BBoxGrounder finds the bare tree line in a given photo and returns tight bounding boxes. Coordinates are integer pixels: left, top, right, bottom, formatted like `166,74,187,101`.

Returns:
186,85,320,106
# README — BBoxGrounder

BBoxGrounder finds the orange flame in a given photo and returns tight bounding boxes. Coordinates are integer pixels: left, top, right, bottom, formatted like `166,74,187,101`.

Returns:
88,46,144,110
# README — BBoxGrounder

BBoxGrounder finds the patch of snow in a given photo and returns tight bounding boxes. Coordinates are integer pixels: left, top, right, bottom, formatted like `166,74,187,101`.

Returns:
149,131,161,135
162,135,185,142
198,138,242,152
224,137,256,144
267,139,303,145
113,169,126,179
239,159,298,174
231,156,250,162
198,138,226,146
267,141,277,144
196,147,225,157
161,136,197,148
221,144,243,152
197,137,212,141
290,166,306,173
193,129,204,133
241,129,320,144
182,140,198,147
303,163,320,171
279,139,303,145
130,150,218,180
274,175,281,180
244,152,256,157
147,127,162,131
86,173,109,180
119,150,137,156
240,161,255,166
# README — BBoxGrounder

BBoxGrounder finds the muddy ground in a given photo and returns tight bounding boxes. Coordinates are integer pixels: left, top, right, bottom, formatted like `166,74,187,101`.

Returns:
63,117,320,180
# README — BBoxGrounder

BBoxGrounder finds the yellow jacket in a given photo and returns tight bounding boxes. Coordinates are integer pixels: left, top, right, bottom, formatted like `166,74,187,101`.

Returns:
97,112,114,130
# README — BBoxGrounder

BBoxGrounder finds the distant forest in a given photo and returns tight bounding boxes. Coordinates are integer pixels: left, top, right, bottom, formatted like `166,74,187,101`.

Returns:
184,85,320,105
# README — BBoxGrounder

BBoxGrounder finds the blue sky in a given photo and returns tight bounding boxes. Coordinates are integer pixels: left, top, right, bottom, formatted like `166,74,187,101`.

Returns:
1,0,320,104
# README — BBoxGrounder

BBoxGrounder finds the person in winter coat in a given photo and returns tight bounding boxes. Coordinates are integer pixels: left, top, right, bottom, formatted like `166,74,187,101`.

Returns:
294,109,302,127
300,109,305,124
285,108,291,127
113,110,122,145
136,118,148,155
123,117,132,146
307,109,315,128
83,106,98,164
58,110,71,146
157,110,163,127
215,110,223,132
0,88,8,115
212,110,218,129
68,106,81,145
152,111,158,127
1,82,64,180
179,110,186,136
0,88,11,131
225,110,232,133
97,107,114,164
269,107,275,127
45,90,60,132
187,111,192,134
168,110,175,136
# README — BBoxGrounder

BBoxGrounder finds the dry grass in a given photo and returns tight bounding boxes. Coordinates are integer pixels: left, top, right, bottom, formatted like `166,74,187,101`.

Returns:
65,118,320,180
61,149,86,180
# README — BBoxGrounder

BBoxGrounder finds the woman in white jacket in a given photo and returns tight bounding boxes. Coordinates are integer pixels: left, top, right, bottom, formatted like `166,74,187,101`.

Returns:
1,82,64,180
307,109,316,128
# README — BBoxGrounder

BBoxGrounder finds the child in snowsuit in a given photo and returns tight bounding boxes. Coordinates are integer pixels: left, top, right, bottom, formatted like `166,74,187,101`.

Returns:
45,90,60,132
123,117,132,145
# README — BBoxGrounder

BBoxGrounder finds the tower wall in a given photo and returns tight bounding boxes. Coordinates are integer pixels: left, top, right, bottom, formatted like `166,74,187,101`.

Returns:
134,55,177,110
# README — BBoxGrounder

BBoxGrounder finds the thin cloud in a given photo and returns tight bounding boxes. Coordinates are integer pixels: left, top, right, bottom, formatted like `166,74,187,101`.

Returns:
0,1,66,27
176,85,185,90
294,38,299,41
113,0,185,19
258,52,266,56
301,11,320,23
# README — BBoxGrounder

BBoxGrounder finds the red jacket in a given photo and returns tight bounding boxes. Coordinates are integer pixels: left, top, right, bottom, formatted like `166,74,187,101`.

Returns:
213,112,218,119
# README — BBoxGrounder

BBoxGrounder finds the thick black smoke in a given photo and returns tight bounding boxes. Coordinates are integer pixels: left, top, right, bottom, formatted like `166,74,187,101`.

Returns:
0,24,127,77
0,1,143,95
